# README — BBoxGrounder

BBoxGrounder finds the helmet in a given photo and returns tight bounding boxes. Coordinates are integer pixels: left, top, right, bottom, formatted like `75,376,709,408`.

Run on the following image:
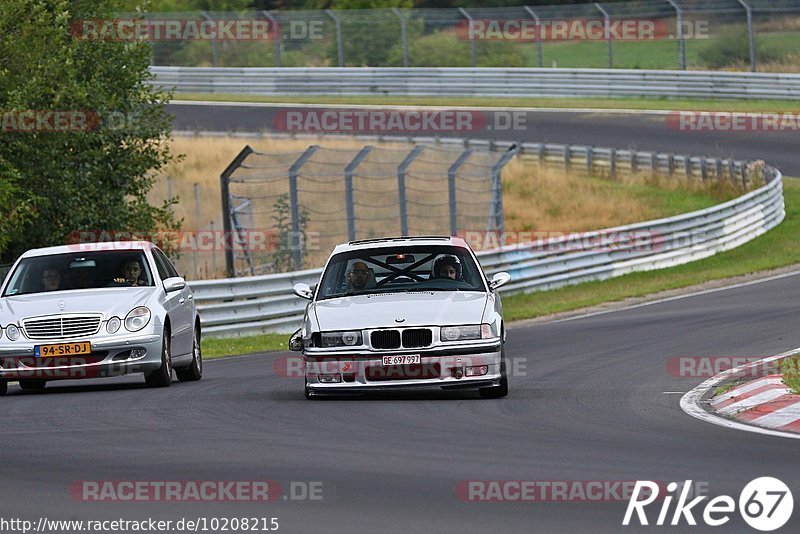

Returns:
433,255,462,280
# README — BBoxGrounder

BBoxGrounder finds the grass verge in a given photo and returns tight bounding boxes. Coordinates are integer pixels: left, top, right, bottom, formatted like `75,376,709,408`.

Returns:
201,179,799,359
174,93,800,113
780,355,800,394
502,179,800,321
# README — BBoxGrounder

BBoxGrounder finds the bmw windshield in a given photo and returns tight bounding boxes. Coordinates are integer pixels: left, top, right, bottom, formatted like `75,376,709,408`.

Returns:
316,246,486,300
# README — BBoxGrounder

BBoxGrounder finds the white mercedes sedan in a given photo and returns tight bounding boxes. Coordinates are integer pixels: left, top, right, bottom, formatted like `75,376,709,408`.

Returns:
0,241,202,394
291,236,510,399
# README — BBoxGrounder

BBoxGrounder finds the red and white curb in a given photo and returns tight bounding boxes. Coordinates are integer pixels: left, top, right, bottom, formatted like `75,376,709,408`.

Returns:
681,348,800,440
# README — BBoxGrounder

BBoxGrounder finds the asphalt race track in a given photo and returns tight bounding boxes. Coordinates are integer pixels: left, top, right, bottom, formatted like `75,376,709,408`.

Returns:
3,273,800,532
3,104,798,533
167,102,800,176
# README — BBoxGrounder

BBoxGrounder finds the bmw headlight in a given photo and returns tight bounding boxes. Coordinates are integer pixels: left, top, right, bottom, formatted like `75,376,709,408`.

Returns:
124,307,151,332
5,324,20,341
440,324,492,342
106,316,121,334
321,331,362,348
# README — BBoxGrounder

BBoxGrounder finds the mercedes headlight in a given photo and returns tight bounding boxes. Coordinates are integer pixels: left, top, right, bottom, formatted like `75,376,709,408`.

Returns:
440,324,492,342
321,331,362,348
5,324,20,341
124,307,151,332
106,316,121,334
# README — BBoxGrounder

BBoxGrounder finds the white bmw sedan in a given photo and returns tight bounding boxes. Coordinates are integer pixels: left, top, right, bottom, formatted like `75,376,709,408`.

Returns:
0,241,201,394
291,236,510,399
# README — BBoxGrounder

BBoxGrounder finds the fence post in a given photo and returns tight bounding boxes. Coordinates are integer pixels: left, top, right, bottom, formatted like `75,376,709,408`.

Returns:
262,11,281,67
736,0,757,72
220,146,254,278
490,145,520,233
524,6,544,68
448,149,473,236
201,11,219,67
344,146,373,241
326,10,345,67
392,7,409,67
193,183,201,278
288,145,319,270
458,8,477,68
594,3,613,69
397,145,424,236
666,0,686,70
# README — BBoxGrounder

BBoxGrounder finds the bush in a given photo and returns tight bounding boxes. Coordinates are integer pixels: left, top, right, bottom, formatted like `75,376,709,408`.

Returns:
387,29,525,67
698,24,784,68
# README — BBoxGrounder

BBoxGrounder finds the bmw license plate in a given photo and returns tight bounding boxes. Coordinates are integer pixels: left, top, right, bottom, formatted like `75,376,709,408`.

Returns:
35,341,91,358
382,355,421,366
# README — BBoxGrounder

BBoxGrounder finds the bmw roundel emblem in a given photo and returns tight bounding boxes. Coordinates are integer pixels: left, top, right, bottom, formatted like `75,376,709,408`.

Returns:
58,300,66,311
395,318,405,323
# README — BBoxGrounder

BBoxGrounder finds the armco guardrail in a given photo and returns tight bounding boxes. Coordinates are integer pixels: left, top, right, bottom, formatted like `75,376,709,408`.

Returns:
188,138,783,337
151,67,800,100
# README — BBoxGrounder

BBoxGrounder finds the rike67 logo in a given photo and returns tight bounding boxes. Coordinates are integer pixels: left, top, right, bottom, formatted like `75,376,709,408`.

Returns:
623,477,793,531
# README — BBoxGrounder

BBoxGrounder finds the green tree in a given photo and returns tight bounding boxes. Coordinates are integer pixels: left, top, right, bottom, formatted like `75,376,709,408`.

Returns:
0,0,179,262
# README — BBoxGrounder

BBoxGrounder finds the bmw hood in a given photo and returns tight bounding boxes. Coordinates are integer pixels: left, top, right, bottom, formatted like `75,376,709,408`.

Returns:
0,288,154,321
312,291,489,331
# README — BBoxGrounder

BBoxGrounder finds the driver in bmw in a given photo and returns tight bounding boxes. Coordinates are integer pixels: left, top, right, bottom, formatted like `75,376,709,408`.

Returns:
433,255,461,280
347,261,371,292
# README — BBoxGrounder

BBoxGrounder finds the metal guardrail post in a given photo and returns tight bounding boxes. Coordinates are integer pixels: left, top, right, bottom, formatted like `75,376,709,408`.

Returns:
523,6,544,68
538,143,546,166
609,148,617,177
220,146,254,278
344,146,373,241
651,153,659,178
587,146,594,173
397,145,424,236
448,149,473,236
631,150,638,174
667,154,675,176
201,12,219,67
564,146,571,172
685,157,692,179
392,8,409,67
595,3,613,69
326,10,344,67
715,159,723,182
262,11,281,67
489,145,520,232
701,157,708,182
736,0,757,72
665,0,686,70
458,8,478,68
288,145,319,270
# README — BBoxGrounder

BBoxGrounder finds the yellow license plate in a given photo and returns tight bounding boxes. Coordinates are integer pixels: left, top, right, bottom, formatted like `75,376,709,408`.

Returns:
36,341,91,358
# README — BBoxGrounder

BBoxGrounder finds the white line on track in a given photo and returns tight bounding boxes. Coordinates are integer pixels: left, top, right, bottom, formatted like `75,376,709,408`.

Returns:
538,270,800,326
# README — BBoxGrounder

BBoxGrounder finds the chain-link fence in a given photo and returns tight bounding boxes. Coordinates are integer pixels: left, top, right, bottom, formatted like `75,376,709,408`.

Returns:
219,143,517,277
130,1,800,72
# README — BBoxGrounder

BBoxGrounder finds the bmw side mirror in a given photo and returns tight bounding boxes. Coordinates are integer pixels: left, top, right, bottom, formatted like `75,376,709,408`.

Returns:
164,277,186,293
289,329,304,352
489,272,511,291
293,283,313,300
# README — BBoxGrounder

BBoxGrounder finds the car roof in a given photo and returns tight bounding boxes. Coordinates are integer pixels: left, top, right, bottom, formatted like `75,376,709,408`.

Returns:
19,241,155,259
332,236,470,254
